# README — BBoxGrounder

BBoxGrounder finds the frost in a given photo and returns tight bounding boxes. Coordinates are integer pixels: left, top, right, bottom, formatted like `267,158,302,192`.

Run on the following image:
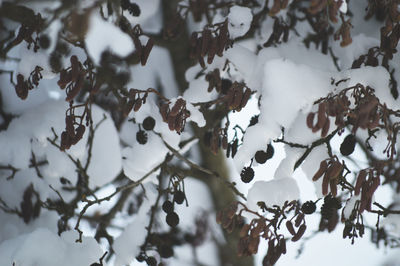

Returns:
85,13,134,64
228,6,253,39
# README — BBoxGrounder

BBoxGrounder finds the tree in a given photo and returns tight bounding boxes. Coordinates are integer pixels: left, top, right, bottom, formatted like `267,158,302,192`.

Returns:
0,0,400,265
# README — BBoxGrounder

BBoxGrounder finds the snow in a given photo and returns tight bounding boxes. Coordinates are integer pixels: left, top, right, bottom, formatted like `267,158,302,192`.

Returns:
85,12,135,65
247,178,300,209
0,228,103,266
113,183,157,265
228,6,253,39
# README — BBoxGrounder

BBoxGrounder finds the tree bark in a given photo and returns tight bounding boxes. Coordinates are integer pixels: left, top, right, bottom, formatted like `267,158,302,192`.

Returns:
159,1,253,265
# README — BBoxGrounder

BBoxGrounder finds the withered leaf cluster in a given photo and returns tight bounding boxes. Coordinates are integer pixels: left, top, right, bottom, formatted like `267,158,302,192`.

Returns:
189,20,230,67
204,124,229,155
58,55,87,102
307,84,382,137
285,213,307,242
160,98,190,134
15,66,43,100
132,29,154,66
122,89,148,117
313,158,344,197
224,82,252,112
319,195,341,232
205,68,232,94
354,169,381,213
60,114,86,151
308,0,344,24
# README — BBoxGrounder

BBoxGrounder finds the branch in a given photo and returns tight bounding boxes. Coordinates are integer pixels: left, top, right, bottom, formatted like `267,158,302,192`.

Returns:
160,135,247,201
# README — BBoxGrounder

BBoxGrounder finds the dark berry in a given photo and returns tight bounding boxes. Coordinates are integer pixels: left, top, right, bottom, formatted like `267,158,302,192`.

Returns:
221,79,232,94
240,167,254,183
166,212,179,227
121,0,141,16
142,116,156,131
162,200,174,213
145,256,157,266
136,130,148,144
159,245,174,258
120,0,130,9
255,150,268,164
173,190,185,205
301,201,316,214
340,134,356,156
90,263,101,266
136,253,146,262
49,53,62,72
266,144,274,159
128,3,141,16
39,34,50,49
248,115,259,127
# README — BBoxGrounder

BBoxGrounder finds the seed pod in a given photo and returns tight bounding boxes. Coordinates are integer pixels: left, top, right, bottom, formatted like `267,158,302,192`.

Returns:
327,161,343,180
240,224,251,237
231,139,238,157
123,99,135,117
133,35,142,56
168,114,177,131
170,98,185,116
60,131,71,151
340,134,356,156
65,73,84,101
248,236,260,255
230,88,243,110
142,116,156,131
58,70,72,89
73,124,85,144
315,102,327,131
279,238,287,255
306,112,315,128
65,115,75,138
313,160,328,181
222,135,228,149
207,37,218,64
159,103,169,122
70,55,80,82
15,75,29,100
321,118,330,137
166,212,179,227
189,32,198,59
286,221,295,235
322,173,330,196
133,99,142,112
295,213,304,227
330,179,338,197
201,29,211,57
367,177,380,198
173,190,185,205
217,21,228,56
301,201,316,214
136,130,148,144
240,167,254,183
291,224,306,242
141,37,154,66
240,87,252,109
255,150,268,164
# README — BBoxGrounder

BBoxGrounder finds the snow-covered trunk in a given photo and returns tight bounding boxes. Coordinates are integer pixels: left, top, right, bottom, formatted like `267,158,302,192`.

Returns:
161,2,253,265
